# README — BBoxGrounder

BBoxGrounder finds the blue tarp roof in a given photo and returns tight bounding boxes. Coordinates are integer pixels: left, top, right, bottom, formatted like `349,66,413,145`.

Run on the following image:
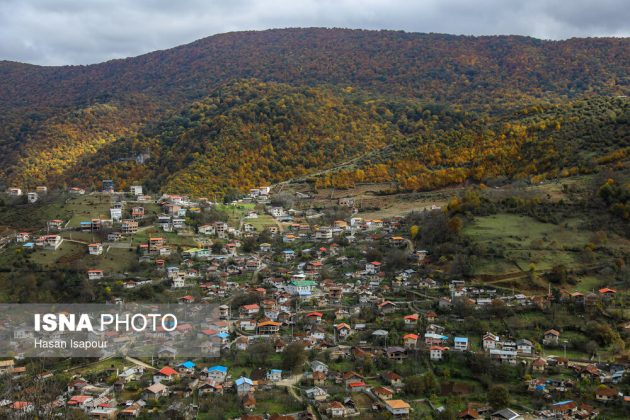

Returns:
235,376,253,386
179,361,195,369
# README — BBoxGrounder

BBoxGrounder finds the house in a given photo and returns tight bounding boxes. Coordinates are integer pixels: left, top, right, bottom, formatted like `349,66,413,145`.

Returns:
454,337,469,352
306,311,323,324
595,386,618,402
403,334,419,349
198,381,224,395
343,371,365,385
385,400,411,417
516,339,533,355
311,360,329,374
347,381,367,392
47,219,64,230
87,269,104,280
143,383,168,400
366,261,382,275
598,287,617,301
287,280,316,296
256,320,281,335
490,408,522,420
385,346,407,362
378,300,397,313
131,207,145,219
40,234,63,250
267,369,282,382
107,232,123,242
88,243,104,256
425,311,437,322
305,386,328,401
121,219,138,235
16,232,30,243
489,348,518,364
532,358,547,372
7,187,22,196
239,319,256,332
67,395,94,410
110,207,122,221
549,401,577,417
282,249,296,261
383,371,403,388
335,323,352,339
403,314,419,326
458,407,480,419
430,346,448,361
240,304,260,317
543,329,560,346
154,366,179,383
205,366,228,383
373,386,395,400
482,332,500,350
425,332,448,346
235,377,254,396
27,192,38,203
129,185,143,196
309,325,326,340
328,401,347,417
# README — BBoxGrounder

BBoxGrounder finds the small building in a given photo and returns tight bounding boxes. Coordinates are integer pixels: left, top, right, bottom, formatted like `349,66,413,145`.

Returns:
403,333,419,349
543,329,560,346
430,346,448,361
88,243,104,256
87,269,104,280
595,386,618,402
130,185,143,196
385,400,411,417
373,386,395,400
235,376,254,396
454,337,469,352
143,383,168,400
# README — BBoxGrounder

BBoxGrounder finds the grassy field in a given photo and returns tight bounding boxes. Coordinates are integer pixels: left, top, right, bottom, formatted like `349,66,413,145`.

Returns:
465,213,630,281
65,195,113,227
216,203,256,228
30,240,85,269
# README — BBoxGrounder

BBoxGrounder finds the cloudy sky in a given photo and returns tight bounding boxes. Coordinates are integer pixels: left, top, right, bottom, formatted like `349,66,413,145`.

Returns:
1,0,628,66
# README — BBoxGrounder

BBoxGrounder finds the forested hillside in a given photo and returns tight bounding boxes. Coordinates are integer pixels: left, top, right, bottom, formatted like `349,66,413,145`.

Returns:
0,28,628,196
1,29,628,110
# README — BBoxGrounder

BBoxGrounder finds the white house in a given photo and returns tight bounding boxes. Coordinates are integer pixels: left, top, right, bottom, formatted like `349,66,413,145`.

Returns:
430,346,447,361
87,269,104,280
130,185,143,196
110,208,122,221
454,337,469,352
88,243,104,256
198,224,215,235
385,400,411,417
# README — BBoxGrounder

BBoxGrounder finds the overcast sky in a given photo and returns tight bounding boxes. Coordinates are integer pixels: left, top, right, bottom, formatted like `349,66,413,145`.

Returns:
1,0,628,66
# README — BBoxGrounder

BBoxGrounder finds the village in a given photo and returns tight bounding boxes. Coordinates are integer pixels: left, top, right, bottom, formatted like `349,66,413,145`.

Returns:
0,181,629,420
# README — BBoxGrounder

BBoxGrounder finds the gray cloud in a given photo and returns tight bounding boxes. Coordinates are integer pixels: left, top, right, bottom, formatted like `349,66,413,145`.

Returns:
0,0,628,65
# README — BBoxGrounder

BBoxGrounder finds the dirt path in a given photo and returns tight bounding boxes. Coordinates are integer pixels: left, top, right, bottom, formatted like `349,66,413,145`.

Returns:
125,356,157,370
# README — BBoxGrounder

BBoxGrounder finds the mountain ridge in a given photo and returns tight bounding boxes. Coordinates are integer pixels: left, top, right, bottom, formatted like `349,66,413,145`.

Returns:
0,28,628,197
0,28,628,110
